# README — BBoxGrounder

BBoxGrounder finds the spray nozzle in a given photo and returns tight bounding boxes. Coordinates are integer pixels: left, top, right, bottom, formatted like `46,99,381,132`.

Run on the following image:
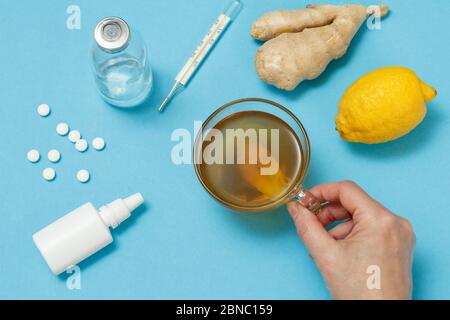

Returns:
99,193,144,229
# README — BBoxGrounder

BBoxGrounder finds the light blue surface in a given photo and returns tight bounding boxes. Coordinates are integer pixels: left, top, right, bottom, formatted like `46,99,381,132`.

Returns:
0,0,448,299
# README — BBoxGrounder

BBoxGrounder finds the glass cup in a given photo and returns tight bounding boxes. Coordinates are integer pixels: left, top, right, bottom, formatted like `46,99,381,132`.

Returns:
193,98,324,214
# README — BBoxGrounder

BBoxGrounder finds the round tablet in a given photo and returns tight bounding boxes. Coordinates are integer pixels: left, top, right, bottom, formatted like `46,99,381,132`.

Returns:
77,169,90,183
42,167,56,181
92,137,105,151
56,122,69,136
75,139,88,152
47,149,61,163
37,104,51,117
68,130,81,143
27,149,40,163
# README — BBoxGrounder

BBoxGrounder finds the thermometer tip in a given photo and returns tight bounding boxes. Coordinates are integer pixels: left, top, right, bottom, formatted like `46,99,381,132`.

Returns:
158,82,183,113
158,97,170,112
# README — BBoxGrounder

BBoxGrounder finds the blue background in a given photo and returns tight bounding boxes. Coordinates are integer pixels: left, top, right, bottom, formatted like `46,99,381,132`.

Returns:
0,0,448,299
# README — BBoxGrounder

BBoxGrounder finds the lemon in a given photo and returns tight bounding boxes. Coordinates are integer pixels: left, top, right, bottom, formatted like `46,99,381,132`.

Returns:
336,66,437,144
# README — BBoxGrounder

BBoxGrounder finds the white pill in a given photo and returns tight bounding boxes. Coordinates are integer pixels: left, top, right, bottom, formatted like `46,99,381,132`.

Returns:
75,139,88,152
92,137,106,151
47,149,61,163
37,104,51,117
27,149,40,163
77,169,90,183
42,168,56,181
56,122,70,136
68,130,81,143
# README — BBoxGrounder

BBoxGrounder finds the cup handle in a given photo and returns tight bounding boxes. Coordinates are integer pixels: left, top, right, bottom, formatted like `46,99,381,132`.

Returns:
292,186,327,215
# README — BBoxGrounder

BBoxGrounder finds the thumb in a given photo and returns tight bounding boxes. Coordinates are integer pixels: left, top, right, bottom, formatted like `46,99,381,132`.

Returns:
288,202,336,258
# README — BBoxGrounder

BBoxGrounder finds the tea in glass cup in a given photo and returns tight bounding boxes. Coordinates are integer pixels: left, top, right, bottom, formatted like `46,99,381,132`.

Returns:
194,98,322,214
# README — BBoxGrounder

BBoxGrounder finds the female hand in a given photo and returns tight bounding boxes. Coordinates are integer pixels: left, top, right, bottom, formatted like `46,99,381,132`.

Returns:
288,181,416,300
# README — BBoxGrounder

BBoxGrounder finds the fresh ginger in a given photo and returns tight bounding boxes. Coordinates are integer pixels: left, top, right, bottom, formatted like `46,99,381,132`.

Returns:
251,4,389,90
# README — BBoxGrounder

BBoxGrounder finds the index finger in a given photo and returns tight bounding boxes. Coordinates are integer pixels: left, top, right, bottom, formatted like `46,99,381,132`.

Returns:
310,181,381,216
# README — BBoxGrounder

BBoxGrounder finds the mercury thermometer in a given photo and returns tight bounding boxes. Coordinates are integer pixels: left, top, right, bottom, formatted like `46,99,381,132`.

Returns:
158,0,243,112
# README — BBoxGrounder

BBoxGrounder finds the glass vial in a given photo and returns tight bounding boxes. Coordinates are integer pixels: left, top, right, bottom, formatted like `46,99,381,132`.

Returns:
91,17,152,107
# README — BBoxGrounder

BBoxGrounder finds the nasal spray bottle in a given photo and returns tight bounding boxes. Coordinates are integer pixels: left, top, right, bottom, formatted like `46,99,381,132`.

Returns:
33,193,144,275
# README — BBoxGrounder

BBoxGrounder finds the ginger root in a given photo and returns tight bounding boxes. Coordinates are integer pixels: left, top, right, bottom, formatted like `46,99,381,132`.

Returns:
252,4,389,90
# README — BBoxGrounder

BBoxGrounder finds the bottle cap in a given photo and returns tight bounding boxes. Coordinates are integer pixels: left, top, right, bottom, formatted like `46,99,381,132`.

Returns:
94,17,130,53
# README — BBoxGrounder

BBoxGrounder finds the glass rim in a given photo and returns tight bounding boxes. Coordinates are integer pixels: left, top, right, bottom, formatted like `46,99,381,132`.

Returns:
193,97,311,212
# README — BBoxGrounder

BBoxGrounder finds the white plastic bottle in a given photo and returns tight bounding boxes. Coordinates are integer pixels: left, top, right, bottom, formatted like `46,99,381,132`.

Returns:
33,193,144,275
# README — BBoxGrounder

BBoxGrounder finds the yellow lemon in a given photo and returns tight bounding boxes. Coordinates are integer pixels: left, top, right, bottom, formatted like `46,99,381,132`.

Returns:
336,66,437,144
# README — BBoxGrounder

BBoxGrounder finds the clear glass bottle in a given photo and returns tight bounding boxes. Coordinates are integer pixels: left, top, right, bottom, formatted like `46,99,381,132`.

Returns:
90,17,152,107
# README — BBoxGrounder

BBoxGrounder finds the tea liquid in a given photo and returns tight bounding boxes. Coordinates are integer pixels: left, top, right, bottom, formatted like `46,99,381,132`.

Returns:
199,111,304,210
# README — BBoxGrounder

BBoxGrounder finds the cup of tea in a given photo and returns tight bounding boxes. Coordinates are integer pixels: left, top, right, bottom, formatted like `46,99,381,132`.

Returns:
193,98,323,214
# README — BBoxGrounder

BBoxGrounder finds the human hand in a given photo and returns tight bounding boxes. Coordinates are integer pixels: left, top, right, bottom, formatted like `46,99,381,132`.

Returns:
288,181,415,300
